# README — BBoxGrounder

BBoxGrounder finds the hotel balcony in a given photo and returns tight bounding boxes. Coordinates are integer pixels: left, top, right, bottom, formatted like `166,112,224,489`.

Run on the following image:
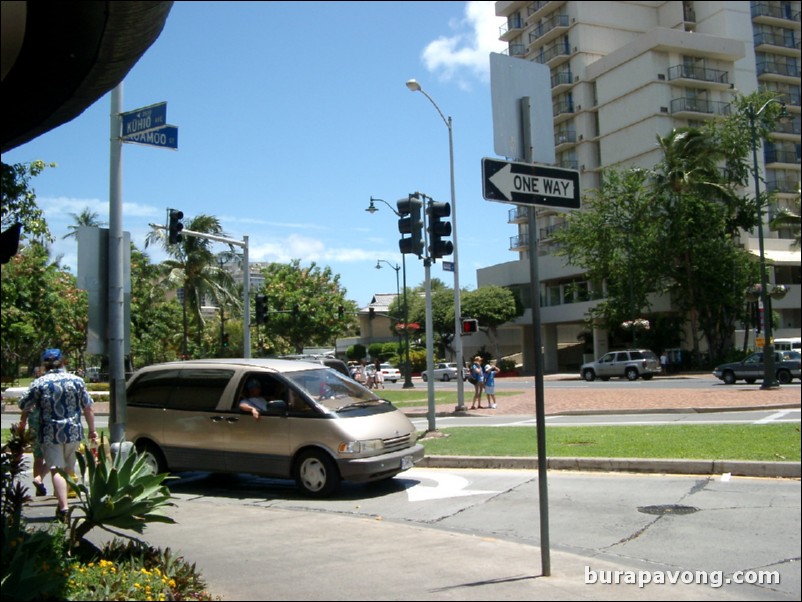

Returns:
670,97,731,118
667,64,731,89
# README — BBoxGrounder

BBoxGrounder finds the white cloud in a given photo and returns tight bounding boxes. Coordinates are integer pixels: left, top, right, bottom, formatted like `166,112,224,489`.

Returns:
421,1,506,87
249,233,380,265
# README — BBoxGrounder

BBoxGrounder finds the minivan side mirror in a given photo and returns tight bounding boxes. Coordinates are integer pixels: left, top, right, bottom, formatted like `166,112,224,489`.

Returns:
267,399,288,413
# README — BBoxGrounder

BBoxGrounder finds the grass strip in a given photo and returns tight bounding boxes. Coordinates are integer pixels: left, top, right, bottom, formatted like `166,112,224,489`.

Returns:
418,423,800,462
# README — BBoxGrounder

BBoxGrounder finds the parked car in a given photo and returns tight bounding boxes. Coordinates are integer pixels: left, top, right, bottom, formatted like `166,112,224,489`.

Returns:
125,358,424,497
422,362,468,382
712,351,801,385
378,363,401,383
580,349,661,382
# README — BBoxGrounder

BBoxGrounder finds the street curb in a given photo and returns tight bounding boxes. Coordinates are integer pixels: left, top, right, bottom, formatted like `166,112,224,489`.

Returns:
418,455,801,478
402,402,801,418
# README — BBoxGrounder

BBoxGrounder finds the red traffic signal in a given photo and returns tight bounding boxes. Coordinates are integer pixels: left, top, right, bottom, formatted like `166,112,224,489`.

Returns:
461,318,478,334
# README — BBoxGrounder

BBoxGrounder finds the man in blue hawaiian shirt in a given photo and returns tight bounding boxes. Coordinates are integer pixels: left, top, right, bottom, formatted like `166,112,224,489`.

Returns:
19,348,97,522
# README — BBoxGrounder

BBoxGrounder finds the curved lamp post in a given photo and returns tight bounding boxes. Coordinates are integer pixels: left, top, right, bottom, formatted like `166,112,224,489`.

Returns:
366,197,414,388
406,79,465,411
745,98,788,389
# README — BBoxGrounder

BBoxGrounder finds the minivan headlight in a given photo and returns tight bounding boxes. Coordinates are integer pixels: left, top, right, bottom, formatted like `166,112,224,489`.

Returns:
338,439,385,454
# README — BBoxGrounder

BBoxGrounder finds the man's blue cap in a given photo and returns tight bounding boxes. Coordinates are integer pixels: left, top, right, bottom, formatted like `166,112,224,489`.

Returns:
42,348,62,362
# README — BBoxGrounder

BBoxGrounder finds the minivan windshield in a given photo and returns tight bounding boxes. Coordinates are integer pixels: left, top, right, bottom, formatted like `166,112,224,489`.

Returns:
284,367,385,412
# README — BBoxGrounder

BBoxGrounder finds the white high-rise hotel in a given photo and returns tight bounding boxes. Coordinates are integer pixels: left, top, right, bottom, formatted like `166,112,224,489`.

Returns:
481,1,801,372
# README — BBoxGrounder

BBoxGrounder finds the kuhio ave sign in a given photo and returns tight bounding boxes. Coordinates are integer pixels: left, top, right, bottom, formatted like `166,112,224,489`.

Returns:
120,101,178,150
482,157,580,209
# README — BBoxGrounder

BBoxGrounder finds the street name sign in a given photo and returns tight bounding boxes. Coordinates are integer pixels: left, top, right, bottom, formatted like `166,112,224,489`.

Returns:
482,157,580,209
122,125,179,150
121,102,167,137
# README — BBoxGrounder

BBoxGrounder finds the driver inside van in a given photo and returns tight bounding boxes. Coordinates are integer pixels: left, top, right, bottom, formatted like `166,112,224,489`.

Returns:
239,379,269,420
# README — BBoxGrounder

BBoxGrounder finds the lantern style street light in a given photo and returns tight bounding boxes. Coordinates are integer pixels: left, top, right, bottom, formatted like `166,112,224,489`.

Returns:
366,197,414,388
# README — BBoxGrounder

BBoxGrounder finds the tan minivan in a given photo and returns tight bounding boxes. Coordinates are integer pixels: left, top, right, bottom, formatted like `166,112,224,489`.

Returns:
125,358,425,497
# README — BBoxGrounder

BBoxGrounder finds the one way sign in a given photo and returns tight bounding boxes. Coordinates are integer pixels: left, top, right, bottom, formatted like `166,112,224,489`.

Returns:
482,157,580,209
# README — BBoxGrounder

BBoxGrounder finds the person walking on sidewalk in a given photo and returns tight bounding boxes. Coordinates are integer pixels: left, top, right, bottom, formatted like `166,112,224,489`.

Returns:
18,348,97,522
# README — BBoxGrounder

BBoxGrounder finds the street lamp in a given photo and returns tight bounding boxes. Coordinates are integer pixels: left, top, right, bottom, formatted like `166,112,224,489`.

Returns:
376,259,403,374
366,197,414,388
745,97,788,389
406,79,465,411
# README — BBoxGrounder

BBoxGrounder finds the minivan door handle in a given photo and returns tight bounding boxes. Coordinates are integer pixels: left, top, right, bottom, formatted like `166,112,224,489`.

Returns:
225,417,240,423
210,416,227,423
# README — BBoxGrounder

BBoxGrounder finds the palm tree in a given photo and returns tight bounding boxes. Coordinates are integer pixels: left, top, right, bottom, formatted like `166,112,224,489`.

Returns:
62,207,106,240
145,214,241,355
652,127,733,366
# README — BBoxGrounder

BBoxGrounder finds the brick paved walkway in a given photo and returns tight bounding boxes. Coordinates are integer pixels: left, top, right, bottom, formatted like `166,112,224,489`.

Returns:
406,375,801,416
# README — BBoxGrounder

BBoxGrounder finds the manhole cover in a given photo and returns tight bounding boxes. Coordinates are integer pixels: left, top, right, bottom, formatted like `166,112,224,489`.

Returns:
638,504,699,516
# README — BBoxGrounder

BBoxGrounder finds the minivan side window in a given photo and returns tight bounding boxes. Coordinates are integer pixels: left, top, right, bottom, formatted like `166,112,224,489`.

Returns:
168,369,234,412
127,369,181,408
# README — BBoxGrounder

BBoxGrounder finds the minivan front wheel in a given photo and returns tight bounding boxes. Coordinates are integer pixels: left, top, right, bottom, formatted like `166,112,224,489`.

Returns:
295,449,340,498
135,442,167,475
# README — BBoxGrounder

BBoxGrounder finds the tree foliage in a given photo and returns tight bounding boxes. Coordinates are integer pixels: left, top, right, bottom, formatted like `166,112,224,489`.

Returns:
461,285,521,359
1,242,88,374
554,168,661,330
255,259,355,354
129,245,184,367
553,92,778,365
1,160,55,243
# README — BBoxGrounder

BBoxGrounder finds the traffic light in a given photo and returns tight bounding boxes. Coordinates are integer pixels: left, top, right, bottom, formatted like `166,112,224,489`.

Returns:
397,195,424,256
427,201,453,259
462,318,478,334
255,294,267,324
222,332,230,347
338,305,345,319
168,209,184,245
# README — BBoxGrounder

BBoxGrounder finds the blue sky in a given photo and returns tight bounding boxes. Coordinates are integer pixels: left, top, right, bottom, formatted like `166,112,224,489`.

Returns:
3,1,517,308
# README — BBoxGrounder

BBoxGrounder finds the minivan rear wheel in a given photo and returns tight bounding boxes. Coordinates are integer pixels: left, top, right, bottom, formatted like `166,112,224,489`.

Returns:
295,449,340,498
625,367,639,381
